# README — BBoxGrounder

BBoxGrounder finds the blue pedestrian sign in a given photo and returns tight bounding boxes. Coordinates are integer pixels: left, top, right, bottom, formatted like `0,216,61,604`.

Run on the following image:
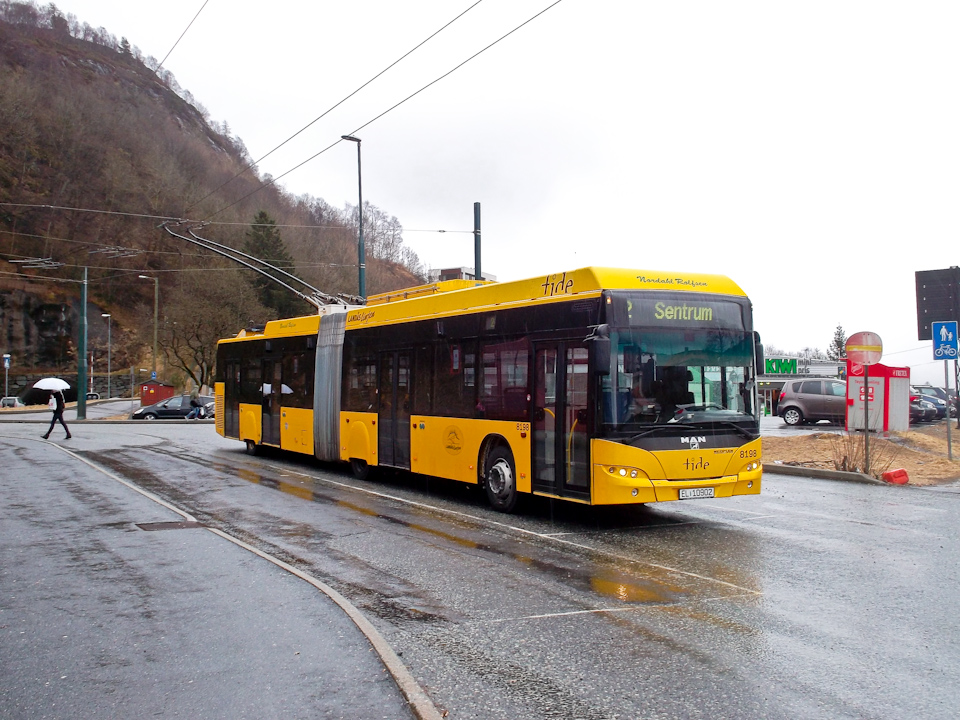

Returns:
932,321,959,360
151,370,157,380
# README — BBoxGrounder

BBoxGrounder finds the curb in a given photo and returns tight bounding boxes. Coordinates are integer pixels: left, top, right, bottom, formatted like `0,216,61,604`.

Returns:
765,464,886,485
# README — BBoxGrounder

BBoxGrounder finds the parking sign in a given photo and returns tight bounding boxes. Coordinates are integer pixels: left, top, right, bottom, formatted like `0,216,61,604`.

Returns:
932,321,959,360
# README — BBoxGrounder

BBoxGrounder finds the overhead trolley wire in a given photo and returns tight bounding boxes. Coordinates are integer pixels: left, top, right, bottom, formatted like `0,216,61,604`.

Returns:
157,0,211,72
203,0,567,221
186,0,488,215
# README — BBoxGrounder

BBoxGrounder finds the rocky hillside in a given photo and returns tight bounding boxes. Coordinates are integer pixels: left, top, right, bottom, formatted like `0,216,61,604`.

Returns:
0,2,423,378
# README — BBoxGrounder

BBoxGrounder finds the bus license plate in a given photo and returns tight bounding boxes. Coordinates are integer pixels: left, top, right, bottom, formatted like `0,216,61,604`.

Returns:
679,487,715,500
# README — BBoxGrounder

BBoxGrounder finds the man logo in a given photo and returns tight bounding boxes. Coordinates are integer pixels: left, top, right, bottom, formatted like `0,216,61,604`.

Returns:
681,436,707,450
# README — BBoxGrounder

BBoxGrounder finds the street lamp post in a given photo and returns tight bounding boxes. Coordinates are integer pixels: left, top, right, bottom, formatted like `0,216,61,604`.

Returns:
101,313,111,399
341,135,365,299
139,275,159,379
2,353,9,397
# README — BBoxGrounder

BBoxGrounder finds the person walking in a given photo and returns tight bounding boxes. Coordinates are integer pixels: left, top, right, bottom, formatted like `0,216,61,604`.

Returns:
42,389,71,440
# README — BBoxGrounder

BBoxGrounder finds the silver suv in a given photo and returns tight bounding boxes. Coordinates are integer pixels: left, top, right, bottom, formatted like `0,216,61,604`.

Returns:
778,378,847,426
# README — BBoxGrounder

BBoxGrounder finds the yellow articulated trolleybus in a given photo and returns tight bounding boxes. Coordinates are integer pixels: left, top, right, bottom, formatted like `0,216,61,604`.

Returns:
215,267,763,512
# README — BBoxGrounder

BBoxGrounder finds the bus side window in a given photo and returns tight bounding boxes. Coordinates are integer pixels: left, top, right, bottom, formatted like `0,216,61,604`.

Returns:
481,338,530,421
435,339,476,418
342,337,377,412
413,345,433,415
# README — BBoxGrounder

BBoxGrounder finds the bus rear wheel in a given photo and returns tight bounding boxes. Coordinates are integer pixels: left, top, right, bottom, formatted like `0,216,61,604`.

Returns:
350,458,371,481
245,440,259,456
484,446,518,513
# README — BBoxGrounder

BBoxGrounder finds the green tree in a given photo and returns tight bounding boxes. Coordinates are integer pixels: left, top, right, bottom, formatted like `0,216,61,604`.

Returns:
827,324,847,361
243,210,309,318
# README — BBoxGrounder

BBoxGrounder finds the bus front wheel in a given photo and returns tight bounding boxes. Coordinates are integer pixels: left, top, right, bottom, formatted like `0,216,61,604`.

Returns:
350,458,371,481
484,446,518,513
245,440,259,456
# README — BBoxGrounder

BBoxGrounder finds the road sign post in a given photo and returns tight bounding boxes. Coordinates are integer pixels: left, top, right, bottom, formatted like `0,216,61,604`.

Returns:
932,321,958,460
846,332,883,475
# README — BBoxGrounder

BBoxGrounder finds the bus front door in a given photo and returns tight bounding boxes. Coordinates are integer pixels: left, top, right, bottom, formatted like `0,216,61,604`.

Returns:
532,343,590,499
378,350,411,469
261,359,282,446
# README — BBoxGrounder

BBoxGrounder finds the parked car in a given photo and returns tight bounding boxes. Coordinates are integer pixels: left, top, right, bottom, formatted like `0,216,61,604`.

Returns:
778,378,847,426
131,394,213,420
912,385,953,419
1,396,25,408
910,386,947,420
910,393,937,424
86,392,100,400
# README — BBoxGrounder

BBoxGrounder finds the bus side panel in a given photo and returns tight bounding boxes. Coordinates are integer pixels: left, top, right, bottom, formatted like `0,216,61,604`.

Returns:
239,402,262,446
341,411,378,466
410,417,532,493
280,407,315,456
215,382,225,437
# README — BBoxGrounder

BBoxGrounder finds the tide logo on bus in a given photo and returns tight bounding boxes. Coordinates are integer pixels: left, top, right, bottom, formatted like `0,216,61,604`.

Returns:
541,273,574,297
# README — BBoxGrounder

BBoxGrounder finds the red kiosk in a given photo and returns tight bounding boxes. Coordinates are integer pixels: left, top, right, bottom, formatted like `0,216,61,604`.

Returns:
845,360,910,433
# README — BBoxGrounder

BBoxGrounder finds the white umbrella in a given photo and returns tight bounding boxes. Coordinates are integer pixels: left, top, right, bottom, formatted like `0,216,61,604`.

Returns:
33,378,70,391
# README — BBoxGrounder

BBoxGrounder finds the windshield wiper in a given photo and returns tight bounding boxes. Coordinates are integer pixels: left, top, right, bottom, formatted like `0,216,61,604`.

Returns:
626,427,664,444
704,420,759,440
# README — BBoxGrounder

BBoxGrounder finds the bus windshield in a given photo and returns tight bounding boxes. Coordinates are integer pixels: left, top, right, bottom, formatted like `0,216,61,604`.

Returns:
600,326,757,438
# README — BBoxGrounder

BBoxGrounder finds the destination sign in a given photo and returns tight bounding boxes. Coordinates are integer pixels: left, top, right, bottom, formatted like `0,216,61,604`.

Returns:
610,293,747,331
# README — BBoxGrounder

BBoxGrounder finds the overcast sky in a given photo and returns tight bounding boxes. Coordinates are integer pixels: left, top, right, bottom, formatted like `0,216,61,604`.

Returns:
54,0,960,384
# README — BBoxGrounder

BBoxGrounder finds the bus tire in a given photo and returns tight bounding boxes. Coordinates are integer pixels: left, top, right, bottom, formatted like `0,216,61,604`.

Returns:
245,440,259,456
350,458,371,481
483,445,518,513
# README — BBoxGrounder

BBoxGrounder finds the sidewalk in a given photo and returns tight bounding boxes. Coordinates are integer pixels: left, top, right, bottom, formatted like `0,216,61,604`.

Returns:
0,432,425,719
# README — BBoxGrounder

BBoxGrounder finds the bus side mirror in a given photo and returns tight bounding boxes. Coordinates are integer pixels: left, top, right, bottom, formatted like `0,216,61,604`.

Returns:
591,337,611,376
754,332,764,375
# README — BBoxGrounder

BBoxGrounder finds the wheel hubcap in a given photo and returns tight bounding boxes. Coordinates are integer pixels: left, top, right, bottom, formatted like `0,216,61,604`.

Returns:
488,459,514,497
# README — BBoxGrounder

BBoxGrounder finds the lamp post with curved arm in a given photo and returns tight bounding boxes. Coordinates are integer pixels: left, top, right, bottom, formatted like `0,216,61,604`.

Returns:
341,135,365,299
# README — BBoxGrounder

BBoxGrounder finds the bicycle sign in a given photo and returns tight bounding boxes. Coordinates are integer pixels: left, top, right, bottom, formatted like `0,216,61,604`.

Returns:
932,321,959,360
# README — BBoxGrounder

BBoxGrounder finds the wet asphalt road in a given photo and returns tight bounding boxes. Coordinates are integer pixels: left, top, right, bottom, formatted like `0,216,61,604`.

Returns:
2,421,959,719
0,426,414,719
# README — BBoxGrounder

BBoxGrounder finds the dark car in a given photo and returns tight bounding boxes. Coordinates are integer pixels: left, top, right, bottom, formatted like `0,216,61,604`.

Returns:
778,378,847,426
913,385,951,419
910,393,937,424
910,386,947,420
131,394,213,420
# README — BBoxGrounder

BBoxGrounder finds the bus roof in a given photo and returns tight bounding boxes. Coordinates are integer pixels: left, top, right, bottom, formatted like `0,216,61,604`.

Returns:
347,267,746,330
220,267,747,340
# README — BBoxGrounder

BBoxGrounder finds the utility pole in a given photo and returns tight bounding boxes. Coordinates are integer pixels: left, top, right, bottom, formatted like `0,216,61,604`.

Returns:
474,202,482,284
77,267,88,420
